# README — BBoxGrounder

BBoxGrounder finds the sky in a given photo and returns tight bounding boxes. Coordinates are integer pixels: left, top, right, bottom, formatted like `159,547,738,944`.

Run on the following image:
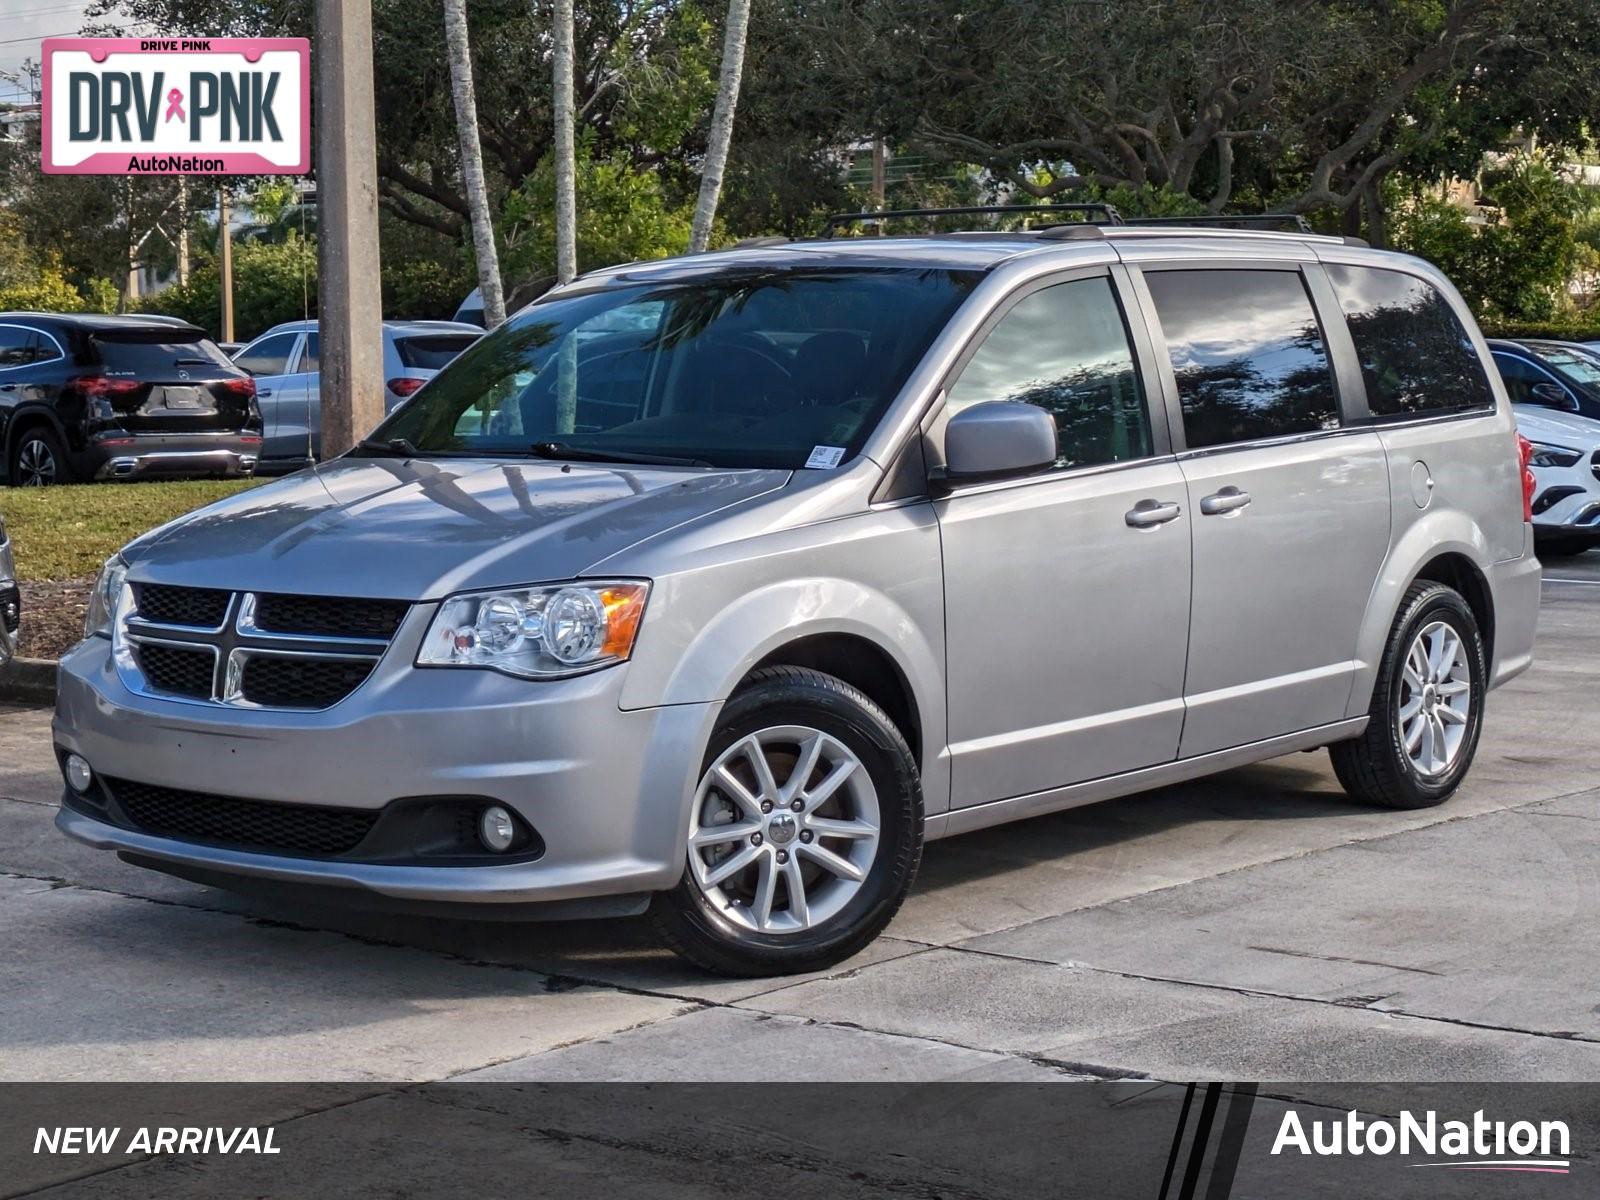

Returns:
0,1,102,105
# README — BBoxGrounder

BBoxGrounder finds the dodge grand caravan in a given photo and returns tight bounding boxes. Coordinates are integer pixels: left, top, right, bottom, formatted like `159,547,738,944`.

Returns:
53,221,1542,976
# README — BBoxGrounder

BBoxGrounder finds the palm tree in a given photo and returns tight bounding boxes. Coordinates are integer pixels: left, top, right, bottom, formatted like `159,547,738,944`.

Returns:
552,0,578,285
687,0,752,254
442,0,507,327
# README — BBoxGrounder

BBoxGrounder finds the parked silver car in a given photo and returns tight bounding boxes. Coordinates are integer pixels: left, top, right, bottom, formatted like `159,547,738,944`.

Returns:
232,319,480,472
54,224,1541,975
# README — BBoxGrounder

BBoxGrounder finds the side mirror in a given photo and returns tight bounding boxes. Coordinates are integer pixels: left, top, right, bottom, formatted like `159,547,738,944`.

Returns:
1530,381,1579,413
932,401,1057,495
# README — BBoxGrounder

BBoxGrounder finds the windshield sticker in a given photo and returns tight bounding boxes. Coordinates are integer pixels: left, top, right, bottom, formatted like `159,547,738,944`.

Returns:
805,445,846,470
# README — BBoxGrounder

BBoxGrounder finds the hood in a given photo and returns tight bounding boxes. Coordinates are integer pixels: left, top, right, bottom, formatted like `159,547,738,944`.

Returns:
124,457,790,599
1514,404,1600,448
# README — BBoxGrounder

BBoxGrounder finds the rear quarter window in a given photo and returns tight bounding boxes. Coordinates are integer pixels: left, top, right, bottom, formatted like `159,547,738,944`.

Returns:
1324,264,1494,417
396,334,479,370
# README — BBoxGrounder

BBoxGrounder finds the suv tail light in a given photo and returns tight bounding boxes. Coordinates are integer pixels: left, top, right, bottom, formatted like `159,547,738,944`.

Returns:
216,377,256,398
73,376,142,399
387,377,426,398
1517,432,1535,522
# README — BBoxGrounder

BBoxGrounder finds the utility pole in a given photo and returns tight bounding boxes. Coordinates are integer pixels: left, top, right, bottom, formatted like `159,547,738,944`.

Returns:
218,186,234,342
314,0,385,457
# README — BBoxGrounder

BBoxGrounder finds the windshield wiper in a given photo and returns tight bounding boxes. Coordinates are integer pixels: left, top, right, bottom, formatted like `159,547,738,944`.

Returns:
352,437,425,458
530,441,711,468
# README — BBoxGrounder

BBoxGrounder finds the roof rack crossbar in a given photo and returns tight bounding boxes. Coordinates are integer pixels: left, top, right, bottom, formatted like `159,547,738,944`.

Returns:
822,203,1124,236
1120,213,1314,233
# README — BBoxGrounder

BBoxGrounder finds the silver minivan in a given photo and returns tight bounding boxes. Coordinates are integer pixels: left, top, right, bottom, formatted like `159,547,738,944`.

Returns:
54,223,1542,975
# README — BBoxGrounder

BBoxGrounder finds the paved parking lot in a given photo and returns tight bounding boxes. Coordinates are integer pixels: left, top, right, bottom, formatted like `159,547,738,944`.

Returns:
2,556,1598,1085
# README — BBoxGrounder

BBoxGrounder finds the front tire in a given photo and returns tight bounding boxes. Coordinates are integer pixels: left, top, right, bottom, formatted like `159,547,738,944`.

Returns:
1330,582,1486,809
650,666,923,977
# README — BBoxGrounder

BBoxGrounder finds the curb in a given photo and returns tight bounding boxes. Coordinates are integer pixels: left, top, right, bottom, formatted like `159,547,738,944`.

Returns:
0,657,57,706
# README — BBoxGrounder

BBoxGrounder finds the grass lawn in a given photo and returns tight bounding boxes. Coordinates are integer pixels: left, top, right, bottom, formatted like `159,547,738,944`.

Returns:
1,479,262,582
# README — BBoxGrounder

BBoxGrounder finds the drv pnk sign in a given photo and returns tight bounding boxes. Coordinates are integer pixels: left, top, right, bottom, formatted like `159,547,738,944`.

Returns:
41,38,309,175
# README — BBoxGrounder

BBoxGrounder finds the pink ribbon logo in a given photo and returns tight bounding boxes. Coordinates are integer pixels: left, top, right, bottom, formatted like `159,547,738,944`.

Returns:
164,88,185,123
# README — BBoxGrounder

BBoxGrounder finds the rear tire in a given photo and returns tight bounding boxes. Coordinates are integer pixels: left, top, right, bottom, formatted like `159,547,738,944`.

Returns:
1330,582,1486,810
649,666,922,977
8,426,74,486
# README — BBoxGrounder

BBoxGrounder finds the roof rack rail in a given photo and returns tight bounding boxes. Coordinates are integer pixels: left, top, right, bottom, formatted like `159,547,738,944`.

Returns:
1121,213,1314,233
822,203,1124,237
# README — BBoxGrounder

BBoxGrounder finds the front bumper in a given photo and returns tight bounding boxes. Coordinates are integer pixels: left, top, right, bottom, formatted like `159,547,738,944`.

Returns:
53,632,715,907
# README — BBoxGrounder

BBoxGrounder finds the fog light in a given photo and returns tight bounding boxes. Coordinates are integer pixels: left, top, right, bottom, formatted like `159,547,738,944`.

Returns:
478,805,516,852
64,754,93,794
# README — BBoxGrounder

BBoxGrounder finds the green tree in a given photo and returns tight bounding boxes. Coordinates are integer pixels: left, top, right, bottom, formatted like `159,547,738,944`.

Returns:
1391,155,1585,322
142,235,318,340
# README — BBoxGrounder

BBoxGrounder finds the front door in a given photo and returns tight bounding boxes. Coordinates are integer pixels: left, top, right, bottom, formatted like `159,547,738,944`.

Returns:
937,270,1193,808
1138,266,1392,757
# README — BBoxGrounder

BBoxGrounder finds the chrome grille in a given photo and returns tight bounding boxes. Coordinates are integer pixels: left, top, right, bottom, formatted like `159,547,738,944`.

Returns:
120,585,406,709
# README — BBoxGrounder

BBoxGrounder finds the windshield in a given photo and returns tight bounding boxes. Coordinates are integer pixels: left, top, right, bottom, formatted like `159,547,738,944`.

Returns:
372,266,980,469
1528,343,1600,393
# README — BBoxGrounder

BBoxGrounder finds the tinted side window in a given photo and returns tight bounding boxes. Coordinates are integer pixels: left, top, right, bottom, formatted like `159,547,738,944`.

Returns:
0,328,32,369
300,332,318,373
1325,264,1494,416
1147,269,1339,450
947,276,1152,471
234,333,299,377
1491,352,1550,406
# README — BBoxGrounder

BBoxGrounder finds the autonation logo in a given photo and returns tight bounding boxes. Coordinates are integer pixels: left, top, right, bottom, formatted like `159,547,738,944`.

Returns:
1272,1109,1571,1174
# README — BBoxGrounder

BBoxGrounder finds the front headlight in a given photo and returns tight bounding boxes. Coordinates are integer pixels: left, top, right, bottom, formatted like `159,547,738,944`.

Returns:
1528,442,1583,469
417,581,649,678
84,554,128,639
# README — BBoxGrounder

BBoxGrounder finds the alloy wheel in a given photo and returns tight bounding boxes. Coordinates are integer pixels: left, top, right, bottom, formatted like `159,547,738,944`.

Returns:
1397,619,1472,777
16,438,57,486
688,725,880,934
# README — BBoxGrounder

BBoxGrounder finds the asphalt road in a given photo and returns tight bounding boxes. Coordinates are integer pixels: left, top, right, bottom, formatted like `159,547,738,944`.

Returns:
3,555,1598,1089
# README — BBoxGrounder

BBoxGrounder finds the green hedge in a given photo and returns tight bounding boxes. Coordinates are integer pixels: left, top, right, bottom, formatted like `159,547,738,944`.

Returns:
1478,320,1600,343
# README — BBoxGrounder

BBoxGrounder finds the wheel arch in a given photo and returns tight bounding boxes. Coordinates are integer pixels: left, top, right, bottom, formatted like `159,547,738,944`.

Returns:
4,406,70,474
621,575,948,814
1350,511,1498,717
746,633,923,770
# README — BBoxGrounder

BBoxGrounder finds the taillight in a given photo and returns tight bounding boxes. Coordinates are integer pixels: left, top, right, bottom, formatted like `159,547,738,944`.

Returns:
1517,432,1535,523
73,376,142,398
387,377,426,398
217,377,256,398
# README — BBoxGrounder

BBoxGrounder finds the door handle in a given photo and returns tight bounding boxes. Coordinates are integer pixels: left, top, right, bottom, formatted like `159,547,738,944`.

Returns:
1125,498,1183,528
256,388,273,398
1200,486,1252,516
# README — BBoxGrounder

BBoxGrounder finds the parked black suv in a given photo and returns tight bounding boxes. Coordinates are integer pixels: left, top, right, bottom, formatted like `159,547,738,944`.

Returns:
0,314,262,486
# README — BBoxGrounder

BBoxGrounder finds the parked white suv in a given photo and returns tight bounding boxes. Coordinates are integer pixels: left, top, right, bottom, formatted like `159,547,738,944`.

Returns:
54,217,1542,975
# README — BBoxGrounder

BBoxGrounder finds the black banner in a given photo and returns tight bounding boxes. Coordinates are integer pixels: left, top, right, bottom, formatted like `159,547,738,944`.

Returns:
2,1083,1591,1198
